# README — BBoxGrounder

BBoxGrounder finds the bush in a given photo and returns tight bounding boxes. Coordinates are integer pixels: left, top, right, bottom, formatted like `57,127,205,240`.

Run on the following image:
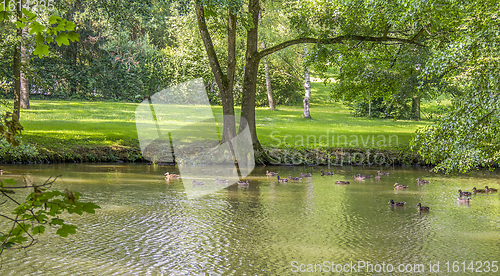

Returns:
0,140,39,163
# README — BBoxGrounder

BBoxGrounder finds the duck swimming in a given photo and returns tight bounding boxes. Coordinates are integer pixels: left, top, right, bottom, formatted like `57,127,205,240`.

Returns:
416,178,430,184
377,170,389,176
266,170,278,176
417,203,430,211
353,175,365,181
165,172,180,179
473,187,487,194
214,177,228,183
485,186,497,193
394,183,409,189
457,197,471,204
192,180,205,186
458,189,472,197
277,176,288,183
389,199,406,207
238,180,250,187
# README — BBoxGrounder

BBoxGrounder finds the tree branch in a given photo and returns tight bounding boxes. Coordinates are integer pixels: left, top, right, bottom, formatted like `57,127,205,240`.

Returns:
194,1,227,90
226,11,237,93
258,35,425,59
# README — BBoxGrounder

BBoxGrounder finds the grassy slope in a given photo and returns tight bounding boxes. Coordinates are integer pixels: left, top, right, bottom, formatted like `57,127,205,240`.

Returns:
16,81,441,161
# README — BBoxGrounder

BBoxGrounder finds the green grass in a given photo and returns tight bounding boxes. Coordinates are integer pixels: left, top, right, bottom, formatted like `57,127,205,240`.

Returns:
13,80,444,162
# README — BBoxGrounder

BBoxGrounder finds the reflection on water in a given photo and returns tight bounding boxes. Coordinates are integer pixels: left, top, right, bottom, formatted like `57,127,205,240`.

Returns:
0,164,499,275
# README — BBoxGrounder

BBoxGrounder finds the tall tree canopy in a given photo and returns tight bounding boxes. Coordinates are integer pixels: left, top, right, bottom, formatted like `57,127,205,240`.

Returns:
192,0,442,162
411,0,500,173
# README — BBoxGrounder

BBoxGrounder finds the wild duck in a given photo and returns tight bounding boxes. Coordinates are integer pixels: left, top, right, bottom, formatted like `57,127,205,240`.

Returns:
389,199,406,207
238,180,250,187
416,203,430,211
289,175,302,181
377,170,389,176
485,186,497,193
335,181,350,185
266,170,278,176
472,187,487,194
214,177,228,183
457,197,471,204
416,178,430,184
321,171,334,176
360,174,372,178
375,175,381,180
458,189,472,197
192,180,205,186
353,175,365,181
394,183,408,189
300,173,312,177
165,172,180,179
277,176,288,183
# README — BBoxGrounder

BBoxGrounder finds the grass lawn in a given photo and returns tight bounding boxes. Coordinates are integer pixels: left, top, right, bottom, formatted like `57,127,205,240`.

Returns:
14,80,444,162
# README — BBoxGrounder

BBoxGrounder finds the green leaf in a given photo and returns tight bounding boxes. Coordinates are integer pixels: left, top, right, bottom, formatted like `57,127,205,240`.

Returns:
33,44,49,58
67,31,80,42
0,11,10,22
21,9,36,20
56,224,77,237
50,218,64,225
46,37,53,43
35,33,44,44
55,33,69,46
47,203,62,216
49,15,61,24
55,21,66,32
4,179,17,186
68,205,83,215
15,21,25,29
32,225,45,235
29,21,45,34
8,236,28,245
81,202,101,214
65,21,76,31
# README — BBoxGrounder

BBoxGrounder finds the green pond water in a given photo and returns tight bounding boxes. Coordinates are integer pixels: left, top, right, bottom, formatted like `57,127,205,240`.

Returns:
0,164,499,275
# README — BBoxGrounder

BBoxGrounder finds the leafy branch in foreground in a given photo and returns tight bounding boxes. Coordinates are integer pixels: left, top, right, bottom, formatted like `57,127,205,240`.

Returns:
0,176,100,255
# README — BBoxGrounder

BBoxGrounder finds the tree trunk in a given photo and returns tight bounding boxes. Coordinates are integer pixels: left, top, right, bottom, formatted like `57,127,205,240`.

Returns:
195,1,237,142
20,25,30,109
13,3,22,120
412,96,421,121
239,0,270,163
303,45,311,118
368,93,371,119
261,42,274,111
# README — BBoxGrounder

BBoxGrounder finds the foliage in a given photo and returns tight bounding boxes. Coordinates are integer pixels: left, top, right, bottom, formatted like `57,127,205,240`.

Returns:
0,139,38,162
0,176,100,255
255,66,302,106
410,0,500,173
0,100,23,146
0,5,80,57
322,42,450,119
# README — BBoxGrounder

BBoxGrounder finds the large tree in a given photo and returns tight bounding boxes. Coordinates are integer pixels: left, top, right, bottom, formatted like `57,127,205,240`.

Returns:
1,2,79,123
194,0,432,162
411,0,500,173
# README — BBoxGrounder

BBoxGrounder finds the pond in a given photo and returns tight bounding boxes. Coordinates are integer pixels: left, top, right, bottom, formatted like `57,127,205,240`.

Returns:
1,164,499,275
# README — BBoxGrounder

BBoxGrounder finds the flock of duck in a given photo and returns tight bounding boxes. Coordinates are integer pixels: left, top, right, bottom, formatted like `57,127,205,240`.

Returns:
166,170,498,211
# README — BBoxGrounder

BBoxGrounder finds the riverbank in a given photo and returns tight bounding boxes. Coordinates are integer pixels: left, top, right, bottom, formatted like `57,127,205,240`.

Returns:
1,140,425,167
2,81,444,165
